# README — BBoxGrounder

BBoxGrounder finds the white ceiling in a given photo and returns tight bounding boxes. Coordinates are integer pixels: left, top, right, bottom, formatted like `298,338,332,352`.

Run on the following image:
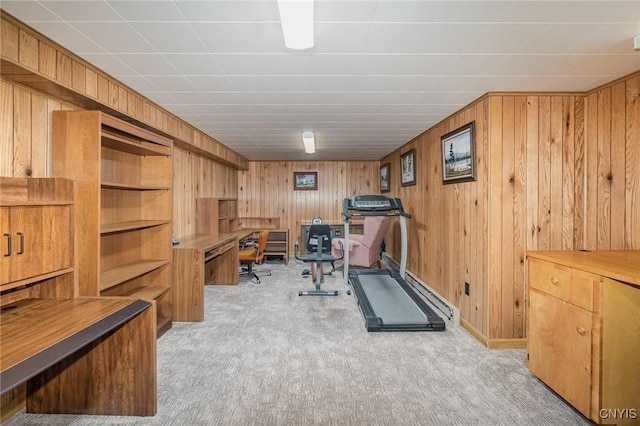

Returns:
3,1,640,161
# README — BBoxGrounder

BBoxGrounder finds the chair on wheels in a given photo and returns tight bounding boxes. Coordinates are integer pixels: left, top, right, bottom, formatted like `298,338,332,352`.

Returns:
295,219,343,296
239,230,271,284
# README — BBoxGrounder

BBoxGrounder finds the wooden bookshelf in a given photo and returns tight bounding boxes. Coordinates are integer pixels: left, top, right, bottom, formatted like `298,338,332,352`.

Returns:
52,110,174,337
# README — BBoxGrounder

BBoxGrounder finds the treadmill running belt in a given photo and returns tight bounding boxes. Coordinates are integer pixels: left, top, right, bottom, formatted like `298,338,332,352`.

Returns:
359,274,429,325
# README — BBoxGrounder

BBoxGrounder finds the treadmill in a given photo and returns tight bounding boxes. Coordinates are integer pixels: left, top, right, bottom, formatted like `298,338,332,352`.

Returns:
342,195,445,332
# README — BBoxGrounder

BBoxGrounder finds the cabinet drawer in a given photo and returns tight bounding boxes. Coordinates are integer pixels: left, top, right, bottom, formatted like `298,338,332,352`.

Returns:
528,258,599,311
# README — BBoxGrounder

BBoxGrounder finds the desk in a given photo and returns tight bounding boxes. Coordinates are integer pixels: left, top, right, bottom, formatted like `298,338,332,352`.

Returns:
172,233,240,322
0,297,156,416
527,250,640,424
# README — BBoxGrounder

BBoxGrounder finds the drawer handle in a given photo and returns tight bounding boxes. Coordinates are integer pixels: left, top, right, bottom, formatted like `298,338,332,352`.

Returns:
550,277,559,285
576,326,586,335
16,232,24,255
3,233,10,257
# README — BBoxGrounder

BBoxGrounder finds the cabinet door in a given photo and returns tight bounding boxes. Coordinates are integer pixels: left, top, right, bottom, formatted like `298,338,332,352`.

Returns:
8,206,73,283
528,290,593,417
1,208,10,284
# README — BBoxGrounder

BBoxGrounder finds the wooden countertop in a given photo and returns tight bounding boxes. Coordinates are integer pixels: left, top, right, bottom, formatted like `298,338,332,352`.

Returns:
527,250,640,287
0,297,151,392
173,233,238,250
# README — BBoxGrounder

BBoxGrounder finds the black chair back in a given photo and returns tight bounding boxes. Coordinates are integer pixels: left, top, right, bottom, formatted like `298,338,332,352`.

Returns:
307,224,332,254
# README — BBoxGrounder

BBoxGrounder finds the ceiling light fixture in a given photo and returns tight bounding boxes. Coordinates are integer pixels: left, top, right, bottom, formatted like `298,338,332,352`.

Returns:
302,131,315,153
277,0,314,50
634,34,640,51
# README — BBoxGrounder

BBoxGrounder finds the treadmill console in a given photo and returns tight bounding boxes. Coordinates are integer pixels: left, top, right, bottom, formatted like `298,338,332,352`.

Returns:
352,195,393,210
343,195,410,218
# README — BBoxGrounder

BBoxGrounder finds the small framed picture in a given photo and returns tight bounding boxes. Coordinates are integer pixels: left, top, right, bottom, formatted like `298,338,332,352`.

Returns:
400,149,416,187
293,172,318,190
441,121,476,184
380,162,390,193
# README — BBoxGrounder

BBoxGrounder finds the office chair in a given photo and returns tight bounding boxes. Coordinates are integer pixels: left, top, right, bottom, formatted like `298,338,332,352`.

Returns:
239,230,271,284
295,219,343,296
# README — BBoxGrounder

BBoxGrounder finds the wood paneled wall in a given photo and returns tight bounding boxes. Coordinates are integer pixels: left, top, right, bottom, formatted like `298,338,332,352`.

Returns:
238,161,379,249
0,79,75,177
584,74,640,250
381,71,640,343
173,147,238,238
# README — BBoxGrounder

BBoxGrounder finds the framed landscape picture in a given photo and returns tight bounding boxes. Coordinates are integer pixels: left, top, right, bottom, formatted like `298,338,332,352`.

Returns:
380,162,390,192
441,122,476,184
400,149,416,187
293,172,318,190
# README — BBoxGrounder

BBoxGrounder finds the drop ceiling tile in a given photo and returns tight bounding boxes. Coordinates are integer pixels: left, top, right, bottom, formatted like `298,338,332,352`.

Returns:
165,91,212,105
112,53,179,75
176,1,253,21
130,22,207,53
432,1,512,22
162,54,225,76
314,23,371,53
186,76,236,91
80,53,136,75
518,23,607,54
315,0,378,21
395,54,459,75
107,1,185,21
191,22,276,53
1,1,61,21
466,23,549,54
145,76,198,91
70,22,155,53
39,0,123,21
498,1,572,23
18,21,106,54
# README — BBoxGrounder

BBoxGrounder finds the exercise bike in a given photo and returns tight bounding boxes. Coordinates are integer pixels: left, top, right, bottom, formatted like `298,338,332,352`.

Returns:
294,218,344,296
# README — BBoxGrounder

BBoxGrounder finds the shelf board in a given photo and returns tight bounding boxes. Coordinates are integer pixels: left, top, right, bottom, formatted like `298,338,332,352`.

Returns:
1,268,74,292
101,181,171,191
120,284,170,300
101,129,171,157
101,220,170,235
0,201,73,207
99,259,170,292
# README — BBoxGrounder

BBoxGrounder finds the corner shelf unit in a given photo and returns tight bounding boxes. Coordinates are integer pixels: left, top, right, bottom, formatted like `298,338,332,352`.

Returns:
52,111,173,337
196,198,238,235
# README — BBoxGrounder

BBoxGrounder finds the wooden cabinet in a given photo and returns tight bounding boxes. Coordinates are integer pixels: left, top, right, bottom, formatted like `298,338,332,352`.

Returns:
1,177,76,420
52,110,173,336
264,229,289,263
527,251,640,425
0,178,75,301
196,197,238,235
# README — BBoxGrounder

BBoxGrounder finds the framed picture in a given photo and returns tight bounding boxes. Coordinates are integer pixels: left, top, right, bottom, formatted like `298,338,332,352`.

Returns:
379,162,390,192
441,121,476,184
400,149,416,187
293,172,318,190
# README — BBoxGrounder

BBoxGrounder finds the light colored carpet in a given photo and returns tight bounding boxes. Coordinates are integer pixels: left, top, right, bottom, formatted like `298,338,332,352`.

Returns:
6,260,590,425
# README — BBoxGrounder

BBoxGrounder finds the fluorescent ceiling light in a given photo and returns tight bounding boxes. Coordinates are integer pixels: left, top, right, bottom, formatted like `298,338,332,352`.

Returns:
302,131,315,153
277,0,314,50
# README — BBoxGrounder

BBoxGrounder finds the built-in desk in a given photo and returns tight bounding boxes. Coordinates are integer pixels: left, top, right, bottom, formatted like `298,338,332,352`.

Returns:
172,233,248,322
0,297,157,416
